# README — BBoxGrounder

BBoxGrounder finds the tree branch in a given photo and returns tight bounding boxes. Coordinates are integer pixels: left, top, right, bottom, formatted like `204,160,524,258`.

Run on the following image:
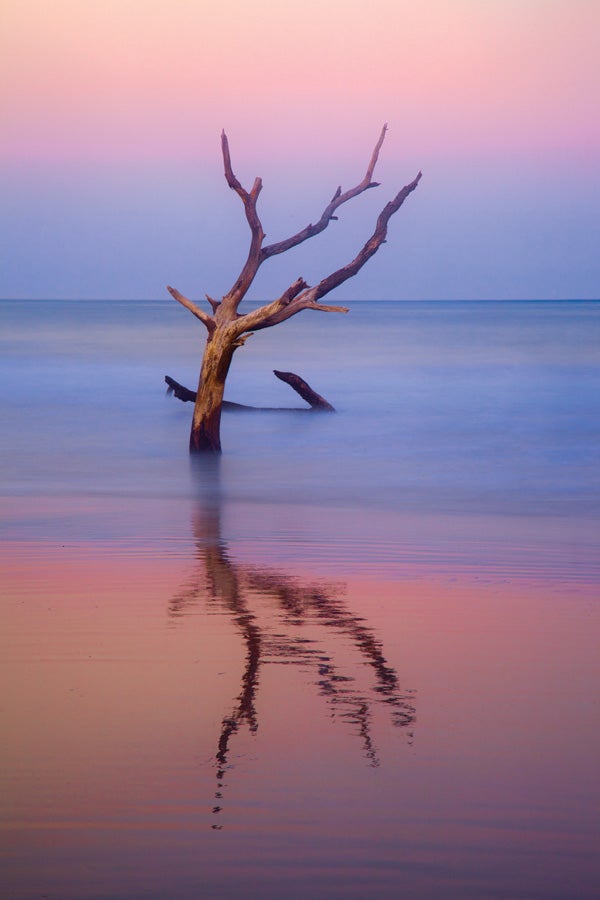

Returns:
216,164,420,338
231,277,305,332
260,124,389,261
309,171,422,302
230,277,348,335
167,285,215,331
254,299,350,330
220,125,392,312
273,370,335,410
221,131,265,310
242,170,421,332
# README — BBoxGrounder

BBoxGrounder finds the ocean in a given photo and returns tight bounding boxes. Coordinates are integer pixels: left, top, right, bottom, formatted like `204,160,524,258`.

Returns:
1,299,599,898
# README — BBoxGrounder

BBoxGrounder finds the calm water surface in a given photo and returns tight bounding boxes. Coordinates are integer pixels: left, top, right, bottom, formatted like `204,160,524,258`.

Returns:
1,300,599,898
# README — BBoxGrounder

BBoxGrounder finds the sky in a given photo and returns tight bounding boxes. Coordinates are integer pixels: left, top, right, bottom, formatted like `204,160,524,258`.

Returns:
1,0,599,301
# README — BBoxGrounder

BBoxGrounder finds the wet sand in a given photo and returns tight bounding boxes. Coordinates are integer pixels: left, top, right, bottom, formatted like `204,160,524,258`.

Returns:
2,495,599,899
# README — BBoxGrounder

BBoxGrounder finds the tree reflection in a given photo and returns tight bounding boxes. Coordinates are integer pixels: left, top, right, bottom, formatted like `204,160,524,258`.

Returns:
170,459,416,827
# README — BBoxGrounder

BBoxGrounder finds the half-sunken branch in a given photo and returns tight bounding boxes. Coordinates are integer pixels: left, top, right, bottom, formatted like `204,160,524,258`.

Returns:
165,370,335,411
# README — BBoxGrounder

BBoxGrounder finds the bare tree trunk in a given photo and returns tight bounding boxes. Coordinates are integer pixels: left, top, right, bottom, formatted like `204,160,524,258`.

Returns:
167,126,420,454
189,335,236,453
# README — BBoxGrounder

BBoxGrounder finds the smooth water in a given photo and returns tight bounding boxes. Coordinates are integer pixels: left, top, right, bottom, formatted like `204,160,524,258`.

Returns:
2,299,599,513
1,300,599,898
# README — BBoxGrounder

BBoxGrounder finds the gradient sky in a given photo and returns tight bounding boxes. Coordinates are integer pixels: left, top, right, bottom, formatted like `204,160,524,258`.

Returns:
1,0,599,300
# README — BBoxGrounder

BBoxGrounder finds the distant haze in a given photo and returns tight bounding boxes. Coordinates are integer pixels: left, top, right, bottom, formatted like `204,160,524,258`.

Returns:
1,0,599,301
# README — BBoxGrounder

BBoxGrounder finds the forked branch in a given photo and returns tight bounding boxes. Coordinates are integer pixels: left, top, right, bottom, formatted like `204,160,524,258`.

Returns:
167,285,215,332
261,123,388,260
310,171,423,302
221,131,264,308
222,124,393,311
232,169,422,336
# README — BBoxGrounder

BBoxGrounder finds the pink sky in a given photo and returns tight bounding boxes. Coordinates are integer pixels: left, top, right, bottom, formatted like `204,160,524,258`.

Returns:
1,0,599,298
2,0,599,164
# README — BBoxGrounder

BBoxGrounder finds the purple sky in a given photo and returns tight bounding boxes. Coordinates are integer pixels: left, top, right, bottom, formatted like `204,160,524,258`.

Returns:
1,0,599,301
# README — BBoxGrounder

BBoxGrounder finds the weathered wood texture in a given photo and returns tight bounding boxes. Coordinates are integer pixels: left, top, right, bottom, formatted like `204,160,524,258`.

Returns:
168,125,421,452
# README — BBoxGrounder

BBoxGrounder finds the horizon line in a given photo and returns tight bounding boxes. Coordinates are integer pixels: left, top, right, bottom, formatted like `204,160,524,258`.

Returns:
2,297,599,304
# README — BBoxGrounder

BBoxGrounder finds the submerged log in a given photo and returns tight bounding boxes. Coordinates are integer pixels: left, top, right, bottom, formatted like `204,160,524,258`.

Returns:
165,376,196,403
165,371,335,412
272,370,335,411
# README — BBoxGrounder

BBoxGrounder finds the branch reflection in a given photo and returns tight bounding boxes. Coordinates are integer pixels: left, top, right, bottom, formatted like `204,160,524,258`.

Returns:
170,458,416,828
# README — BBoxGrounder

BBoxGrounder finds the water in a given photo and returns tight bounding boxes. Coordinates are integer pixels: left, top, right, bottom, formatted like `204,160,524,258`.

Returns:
1,299,599,898
2,299,599,515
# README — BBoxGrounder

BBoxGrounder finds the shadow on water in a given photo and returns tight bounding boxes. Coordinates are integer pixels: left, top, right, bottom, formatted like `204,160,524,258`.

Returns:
169,456,416,829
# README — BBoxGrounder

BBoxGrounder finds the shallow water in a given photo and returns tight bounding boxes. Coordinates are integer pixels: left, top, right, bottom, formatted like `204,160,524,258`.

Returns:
1,300,599,898
2,299,599,516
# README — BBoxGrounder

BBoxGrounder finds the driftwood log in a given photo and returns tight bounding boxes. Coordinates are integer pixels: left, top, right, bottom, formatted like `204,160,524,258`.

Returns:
165,370,335,412
168,125,421,452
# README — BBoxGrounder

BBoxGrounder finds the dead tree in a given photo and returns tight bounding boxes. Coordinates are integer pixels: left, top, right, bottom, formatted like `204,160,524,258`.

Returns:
168,125,421,453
